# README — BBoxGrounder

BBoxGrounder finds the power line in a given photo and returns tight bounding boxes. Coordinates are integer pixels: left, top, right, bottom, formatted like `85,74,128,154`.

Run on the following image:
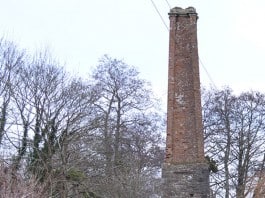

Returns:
164,0,171,9
199,58,217,89
149,1,217,88
150,0,169,31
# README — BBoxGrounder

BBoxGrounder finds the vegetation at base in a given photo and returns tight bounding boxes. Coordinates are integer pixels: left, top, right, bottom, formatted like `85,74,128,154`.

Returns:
205,155,218,173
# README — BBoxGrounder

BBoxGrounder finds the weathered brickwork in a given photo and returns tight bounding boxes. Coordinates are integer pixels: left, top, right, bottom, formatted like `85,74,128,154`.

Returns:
165,7,204,164
162,7,210,198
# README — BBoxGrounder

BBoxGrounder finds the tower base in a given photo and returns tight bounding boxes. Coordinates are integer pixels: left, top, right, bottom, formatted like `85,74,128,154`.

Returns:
162,162,210,198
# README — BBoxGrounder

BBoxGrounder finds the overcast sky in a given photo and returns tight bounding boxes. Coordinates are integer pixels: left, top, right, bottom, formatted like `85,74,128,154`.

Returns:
0,0,265,106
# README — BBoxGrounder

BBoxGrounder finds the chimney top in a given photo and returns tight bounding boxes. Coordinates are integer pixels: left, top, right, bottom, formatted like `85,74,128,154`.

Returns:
169,7,197,16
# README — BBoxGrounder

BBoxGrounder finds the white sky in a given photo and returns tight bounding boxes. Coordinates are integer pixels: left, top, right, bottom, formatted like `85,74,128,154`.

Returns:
0,0,265,107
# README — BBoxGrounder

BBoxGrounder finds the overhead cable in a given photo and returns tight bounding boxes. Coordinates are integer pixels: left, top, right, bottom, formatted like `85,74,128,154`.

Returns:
164,0,171,9
150,0,169,31
199,58,217,89
149,0,217,88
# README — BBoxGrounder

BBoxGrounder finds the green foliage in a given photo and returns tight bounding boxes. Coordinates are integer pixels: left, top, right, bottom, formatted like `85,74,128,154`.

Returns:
66,168,86,182
205,155,218,173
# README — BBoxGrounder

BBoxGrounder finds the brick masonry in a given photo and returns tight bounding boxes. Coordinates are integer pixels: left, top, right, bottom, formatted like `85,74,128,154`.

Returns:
162,7,210,198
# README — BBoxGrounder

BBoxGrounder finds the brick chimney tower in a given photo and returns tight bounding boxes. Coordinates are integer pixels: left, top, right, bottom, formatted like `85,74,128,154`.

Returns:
162,7,210,198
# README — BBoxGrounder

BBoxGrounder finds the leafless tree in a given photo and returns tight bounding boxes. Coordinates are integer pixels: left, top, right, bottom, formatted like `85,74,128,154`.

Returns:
203,88,265,198
0,39,25,148
0,38,165,197
87,55,165,197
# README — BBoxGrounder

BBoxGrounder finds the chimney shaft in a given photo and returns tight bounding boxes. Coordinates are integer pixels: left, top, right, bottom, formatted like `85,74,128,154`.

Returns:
162,7,210,198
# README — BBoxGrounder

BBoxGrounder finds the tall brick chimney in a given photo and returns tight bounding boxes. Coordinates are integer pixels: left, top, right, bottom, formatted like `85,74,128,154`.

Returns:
162,7,210,198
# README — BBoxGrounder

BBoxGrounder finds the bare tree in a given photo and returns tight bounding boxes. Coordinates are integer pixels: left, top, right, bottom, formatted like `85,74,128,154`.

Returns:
0,39,25,148
203,88,265,198
87,55,164,197
0,38,165,197
1,49,97,197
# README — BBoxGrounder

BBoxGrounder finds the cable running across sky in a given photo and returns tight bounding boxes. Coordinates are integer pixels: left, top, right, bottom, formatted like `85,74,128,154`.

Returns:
149,0,217,88
150,0,169,31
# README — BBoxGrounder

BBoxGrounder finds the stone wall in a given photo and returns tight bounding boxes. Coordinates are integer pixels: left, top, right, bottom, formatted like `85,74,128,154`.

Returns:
162,163,209,198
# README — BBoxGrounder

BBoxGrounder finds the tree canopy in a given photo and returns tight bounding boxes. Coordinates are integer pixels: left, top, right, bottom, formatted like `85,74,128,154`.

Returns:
203,88,265,198
0,39,165,197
